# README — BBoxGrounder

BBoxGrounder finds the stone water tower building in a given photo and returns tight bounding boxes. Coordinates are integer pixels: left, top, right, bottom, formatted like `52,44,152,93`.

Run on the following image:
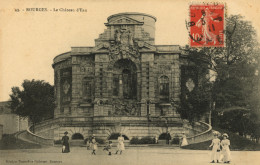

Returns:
51,12,206,141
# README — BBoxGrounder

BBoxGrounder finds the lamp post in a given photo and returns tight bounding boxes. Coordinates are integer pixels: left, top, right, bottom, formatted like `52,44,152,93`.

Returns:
209,69,216,126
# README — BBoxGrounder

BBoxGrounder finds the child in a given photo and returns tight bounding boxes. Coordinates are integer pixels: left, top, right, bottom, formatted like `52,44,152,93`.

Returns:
103,141,113,155
86,138,91,150
221,133,231,163
209,131,220,163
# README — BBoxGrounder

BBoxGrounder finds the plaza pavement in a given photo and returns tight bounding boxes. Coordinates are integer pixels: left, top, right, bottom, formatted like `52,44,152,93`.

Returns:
0,146,259,165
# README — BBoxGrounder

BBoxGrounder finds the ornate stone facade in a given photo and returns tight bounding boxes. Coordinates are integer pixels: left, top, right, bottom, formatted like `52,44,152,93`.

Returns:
52,13,206,142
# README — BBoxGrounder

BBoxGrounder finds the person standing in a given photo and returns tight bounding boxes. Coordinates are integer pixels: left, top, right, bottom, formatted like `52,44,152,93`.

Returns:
91,136,98,155
166,131,171,145
209,132,221,163
61,131,70,153
221,133,231,163
116,134,125,154
154,135,158,144
181,133,188,147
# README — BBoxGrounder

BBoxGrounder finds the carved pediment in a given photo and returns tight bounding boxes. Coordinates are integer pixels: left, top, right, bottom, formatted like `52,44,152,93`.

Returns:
92,42,110,52
105,16,144,26
138,41,156,51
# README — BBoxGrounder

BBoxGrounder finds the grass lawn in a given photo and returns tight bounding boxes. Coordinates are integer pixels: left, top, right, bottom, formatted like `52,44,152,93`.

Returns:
0,134,41,150
182,127,260,151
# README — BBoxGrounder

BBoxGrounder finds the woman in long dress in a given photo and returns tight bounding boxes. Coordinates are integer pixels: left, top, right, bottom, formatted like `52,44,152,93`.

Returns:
209,132,221,163
116,134,125,154
181,133,188,146
61,131,70,153
91,136,98,155
221,133,231,163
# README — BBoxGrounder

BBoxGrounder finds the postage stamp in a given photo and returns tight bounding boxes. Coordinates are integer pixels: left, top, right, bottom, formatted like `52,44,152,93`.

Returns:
189,3,225,47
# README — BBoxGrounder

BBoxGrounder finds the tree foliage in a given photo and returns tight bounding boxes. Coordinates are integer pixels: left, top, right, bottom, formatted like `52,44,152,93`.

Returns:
177,87,211,124
182,14,260,141
9,79,55,128
174,74,212,124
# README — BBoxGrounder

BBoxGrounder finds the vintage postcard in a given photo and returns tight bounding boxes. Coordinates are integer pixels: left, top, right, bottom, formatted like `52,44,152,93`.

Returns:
0,0,260,165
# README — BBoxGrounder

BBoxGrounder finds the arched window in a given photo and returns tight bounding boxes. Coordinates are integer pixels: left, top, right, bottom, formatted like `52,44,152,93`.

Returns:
108,133,129,140
113,59,137,99
159,132,171,140
159,76,169,102
72,133,84,140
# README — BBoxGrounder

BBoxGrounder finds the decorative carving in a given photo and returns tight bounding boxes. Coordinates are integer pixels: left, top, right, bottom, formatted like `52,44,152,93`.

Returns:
63,81,70,94
103,42,109,48
109,99,140,116
60,68,72,104
80,66,85,72
115,29,121,43
114,25,134,46
94,99,109,106
138,41,144,48
186,78,195,92
106,16,144,26
109,26,140,60
79,57,94,74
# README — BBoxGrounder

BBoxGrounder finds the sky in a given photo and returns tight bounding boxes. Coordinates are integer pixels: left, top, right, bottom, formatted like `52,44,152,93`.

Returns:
0,0,260,101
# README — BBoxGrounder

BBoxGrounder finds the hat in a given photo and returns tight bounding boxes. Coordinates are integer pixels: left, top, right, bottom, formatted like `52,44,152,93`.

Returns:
213,131,219,136
64,131,68,135
222,133,228,138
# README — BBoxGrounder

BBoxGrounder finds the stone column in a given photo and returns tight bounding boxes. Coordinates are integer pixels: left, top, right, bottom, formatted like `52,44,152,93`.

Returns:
140,53,155,116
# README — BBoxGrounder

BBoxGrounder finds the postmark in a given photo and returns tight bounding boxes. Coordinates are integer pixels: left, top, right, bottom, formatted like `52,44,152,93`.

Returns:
188,3,225,47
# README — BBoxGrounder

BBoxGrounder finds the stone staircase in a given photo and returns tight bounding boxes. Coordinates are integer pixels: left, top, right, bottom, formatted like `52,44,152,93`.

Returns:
17,118,212,147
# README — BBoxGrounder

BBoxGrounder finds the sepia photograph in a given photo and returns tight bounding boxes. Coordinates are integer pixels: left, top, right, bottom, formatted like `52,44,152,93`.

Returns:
0,0,260,164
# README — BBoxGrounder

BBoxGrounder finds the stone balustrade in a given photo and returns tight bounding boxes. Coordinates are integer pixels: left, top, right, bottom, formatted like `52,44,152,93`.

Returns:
26,126,53,146
186,121,212,144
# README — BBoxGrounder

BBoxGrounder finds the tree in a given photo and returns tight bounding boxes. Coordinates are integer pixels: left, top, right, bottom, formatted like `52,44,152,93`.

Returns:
9,79,55,132
176,84,212,124
217,108,251,136
173,67,212,124
198,15,259,139
182,14,260,136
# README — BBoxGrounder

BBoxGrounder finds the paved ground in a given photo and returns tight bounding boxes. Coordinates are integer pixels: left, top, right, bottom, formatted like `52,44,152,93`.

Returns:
0,146,259,165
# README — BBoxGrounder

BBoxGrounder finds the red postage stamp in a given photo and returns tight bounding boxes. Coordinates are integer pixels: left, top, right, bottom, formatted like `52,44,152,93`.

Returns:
189,4,225,47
